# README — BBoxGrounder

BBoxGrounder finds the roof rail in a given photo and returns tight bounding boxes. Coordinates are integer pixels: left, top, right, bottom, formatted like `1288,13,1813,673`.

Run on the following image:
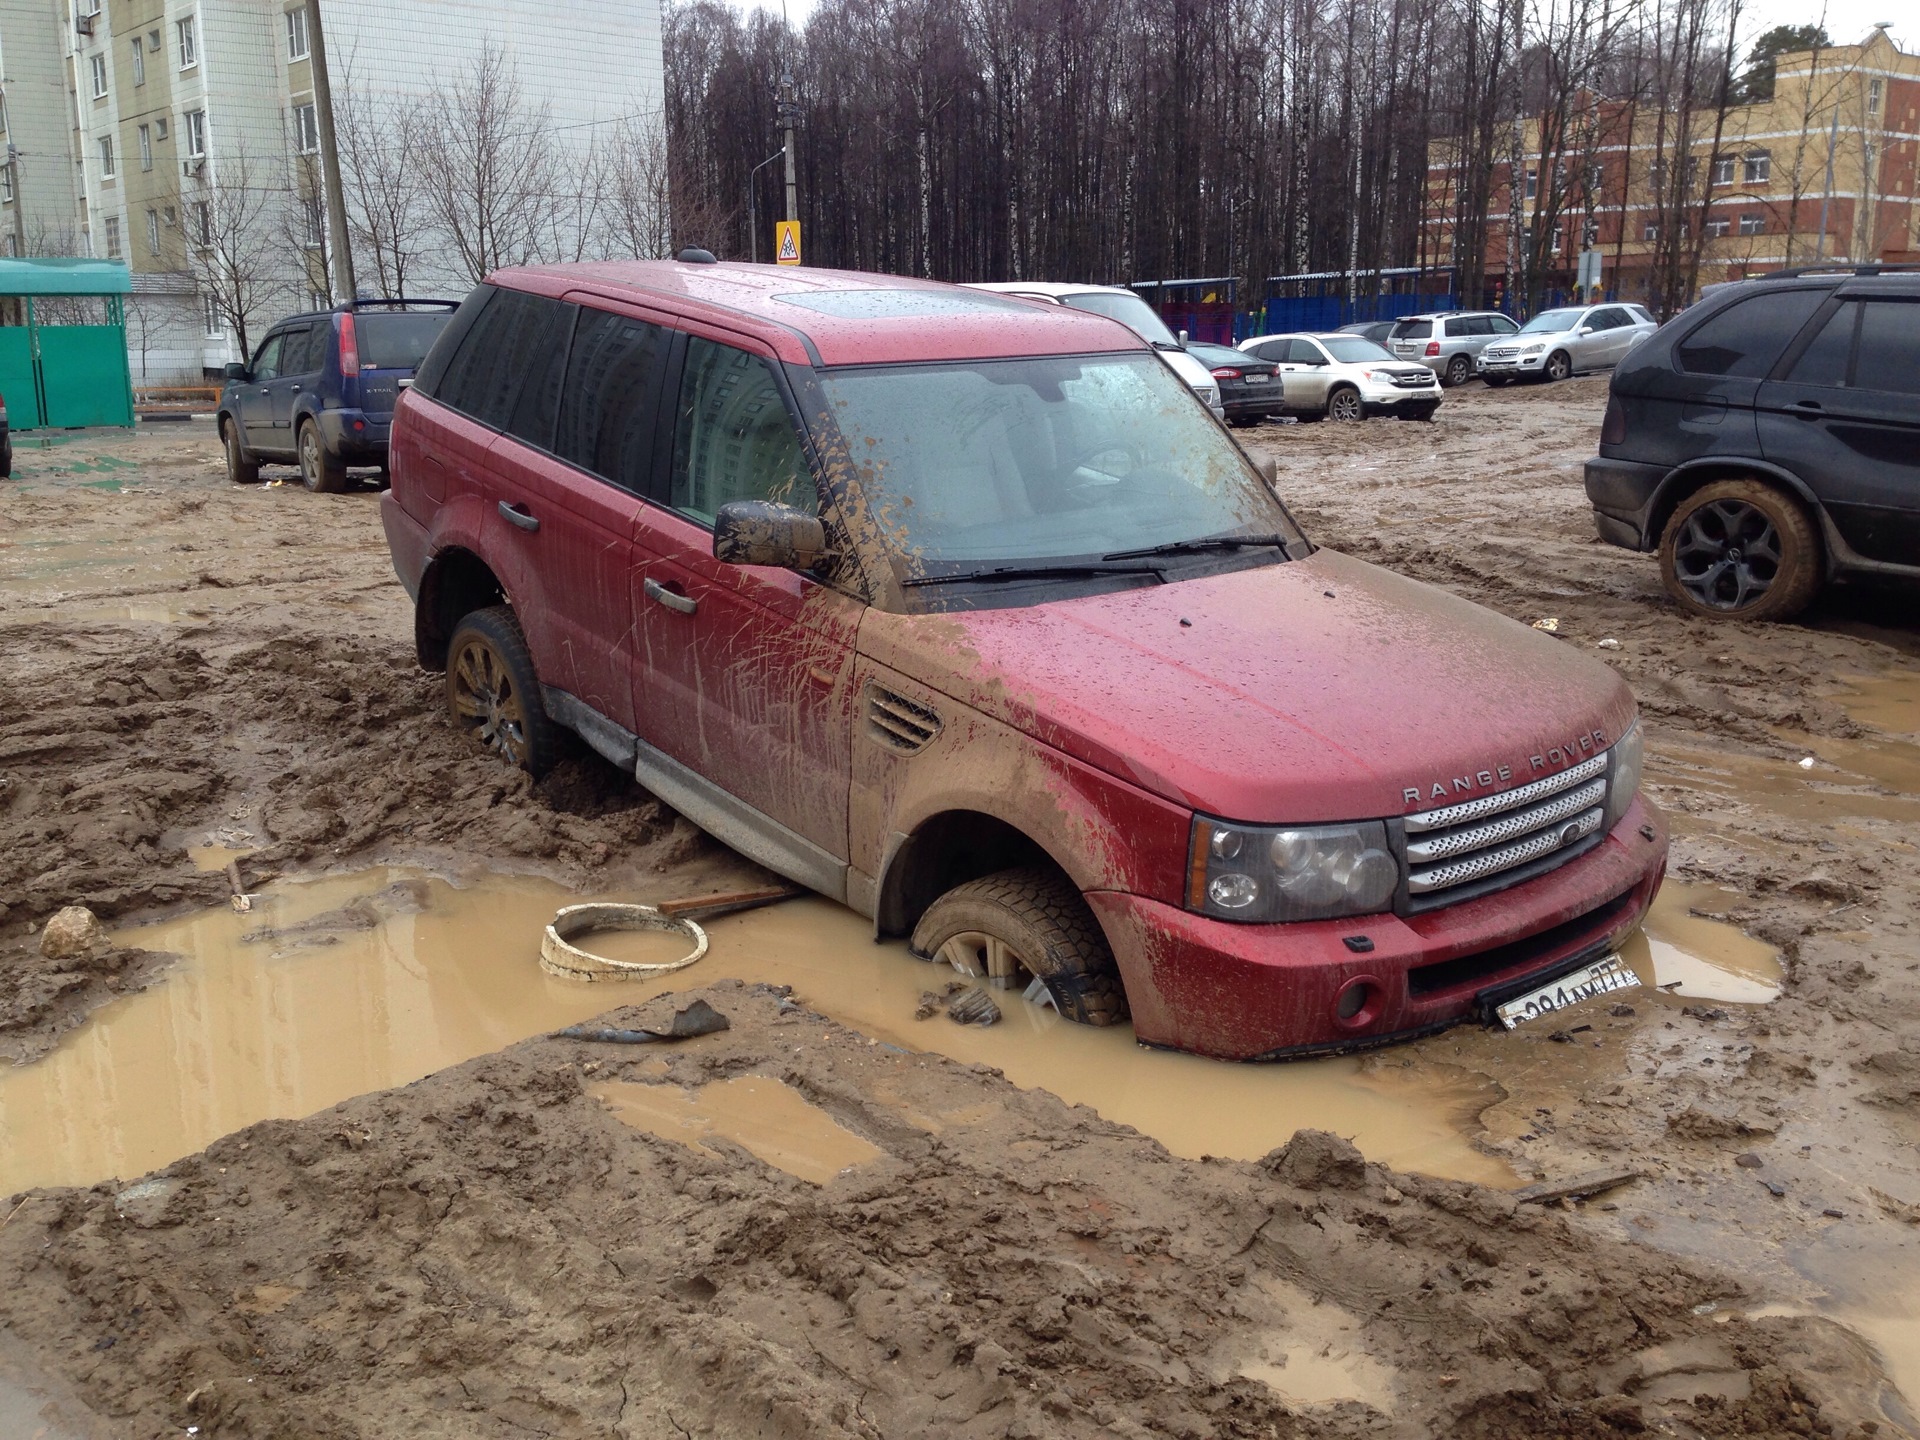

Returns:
1760,263,1920,280
342,296,462,309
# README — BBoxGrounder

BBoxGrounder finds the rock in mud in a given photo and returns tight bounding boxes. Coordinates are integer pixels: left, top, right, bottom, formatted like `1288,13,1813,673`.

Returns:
38,906,107,960
1262,1128,1367,1189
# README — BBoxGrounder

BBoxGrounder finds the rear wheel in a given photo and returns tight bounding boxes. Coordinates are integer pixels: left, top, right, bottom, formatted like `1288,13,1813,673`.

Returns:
1444,354,1473,387
445,605,564,776
298,419,349,494
222,420,261,485
1659,478,1823,622
1543,350,1573,382
1326,386,1364,422
910,867,1128,1027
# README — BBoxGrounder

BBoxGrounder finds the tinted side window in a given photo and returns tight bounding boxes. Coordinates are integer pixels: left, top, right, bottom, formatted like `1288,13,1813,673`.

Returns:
669,338,814,527
1391,320,1431,339
1785,302,1856,387
288,324,326,373
1252,341,1289,362
553,308,673,493
412,285,492,401
1854,301,1920,396
1291,339,1328,364
503,301,576,453
1443,317,1471,338
435,288,562,430
1491,315,1519,334
1674,289,1827,377
251,333,285,381
1593,307,1630,330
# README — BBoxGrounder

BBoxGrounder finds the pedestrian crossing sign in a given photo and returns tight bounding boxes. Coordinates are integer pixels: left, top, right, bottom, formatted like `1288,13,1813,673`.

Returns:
775,221,802,266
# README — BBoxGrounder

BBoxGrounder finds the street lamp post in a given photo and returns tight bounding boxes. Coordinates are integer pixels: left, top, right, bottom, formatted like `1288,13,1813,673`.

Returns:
747,149,784,263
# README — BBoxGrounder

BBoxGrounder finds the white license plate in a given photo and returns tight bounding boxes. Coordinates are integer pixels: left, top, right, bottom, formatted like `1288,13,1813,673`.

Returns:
1495,954,1639,1030
1244,373,1270,382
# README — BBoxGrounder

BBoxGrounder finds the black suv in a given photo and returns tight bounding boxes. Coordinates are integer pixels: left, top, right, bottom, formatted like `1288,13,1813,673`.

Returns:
217,299,457,492
1586,266,1920,621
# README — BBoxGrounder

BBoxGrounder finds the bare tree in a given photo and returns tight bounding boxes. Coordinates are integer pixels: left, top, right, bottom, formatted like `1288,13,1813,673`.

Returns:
282,152,332,308
177,144,290,358
417,43,554,284
334,76,429,296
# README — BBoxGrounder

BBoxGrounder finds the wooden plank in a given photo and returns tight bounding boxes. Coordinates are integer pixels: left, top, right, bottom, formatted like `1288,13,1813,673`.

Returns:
1513,1168,1640,1205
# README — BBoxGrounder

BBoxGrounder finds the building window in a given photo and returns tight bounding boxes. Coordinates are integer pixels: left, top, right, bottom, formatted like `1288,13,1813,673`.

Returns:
193,199,211,246
1,167,13,204
155,116,169,140
292,102,319,154
303,194,324,246
286,7,309,60
97,134,115,177
185,109,207,158
138,124,152,170
89,53,108,98
1706,217,1731,238
164,204,175,226
104,215,121,257
1550,224,1564,251
1643,222,1659,241
1525,168,1538,200
177,17,197,69
1864,142,1876,180
1868,78,1882,115
130,36,146,85
147,27,161,54
1710,156,1734,187
146,208,161,254
204,292,222,336
1738,213,1765,235
1743,152,1771,185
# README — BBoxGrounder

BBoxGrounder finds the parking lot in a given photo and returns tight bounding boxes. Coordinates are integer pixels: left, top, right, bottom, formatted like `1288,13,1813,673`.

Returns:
2,378,1916,1438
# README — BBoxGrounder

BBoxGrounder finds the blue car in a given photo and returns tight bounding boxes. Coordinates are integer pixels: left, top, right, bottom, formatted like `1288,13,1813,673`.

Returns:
217,299,458,492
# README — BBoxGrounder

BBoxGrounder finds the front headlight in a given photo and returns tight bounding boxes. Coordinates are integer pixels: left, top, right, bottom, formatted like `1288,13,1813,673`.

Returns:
1601,720,1644,832
1520,342,1546,354
1188,818,1399,924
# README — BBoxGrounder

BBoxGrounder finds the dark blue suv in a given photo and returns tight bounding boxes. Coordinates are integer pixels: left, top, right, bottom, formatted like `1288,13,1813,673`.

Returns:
217,299,458,492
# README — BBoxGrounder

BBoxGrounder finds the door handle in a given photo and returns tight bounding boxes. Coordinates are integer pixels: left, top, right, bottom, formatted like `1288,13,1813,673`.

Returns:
644,577,698,616
1793,399,1824,415
497,501,539,532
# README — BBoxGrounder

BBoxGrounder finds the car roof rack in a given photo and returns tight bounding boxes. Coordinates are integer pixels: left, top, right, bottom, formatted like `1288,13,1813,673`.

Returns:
342,296,462,309
1760,263,1920,280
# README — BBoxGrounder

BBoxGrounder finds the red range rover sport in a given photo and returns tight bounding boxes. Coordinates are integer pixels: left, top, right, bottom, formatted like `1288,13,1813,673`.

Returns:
380,257,1667,1060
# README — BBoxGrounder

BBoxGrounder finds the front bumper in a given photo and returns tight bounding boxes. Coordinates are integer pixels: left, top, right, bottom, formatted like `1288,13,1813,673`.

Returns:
1480,350,1548,376
1584,456,1667,551
1358,382,1441,411
317,408,393,462
1089,795,1668,1060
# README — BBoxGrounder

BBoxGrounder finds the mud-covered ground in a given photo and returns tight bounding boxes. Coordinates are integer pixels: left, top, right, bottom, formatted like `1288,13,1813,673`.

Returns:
1,388,1917,1438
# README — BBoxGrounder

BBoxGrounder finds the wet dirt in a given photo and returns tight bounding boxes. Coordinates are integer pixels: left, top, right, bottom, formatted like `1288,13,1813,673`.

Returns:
591,1074,888,1185
2,402,1918,1434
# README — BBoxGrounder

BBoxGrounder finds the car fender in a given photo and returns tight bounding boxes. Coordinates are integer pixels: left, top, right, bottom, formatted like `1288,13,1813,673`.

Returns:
1647,456,1826,547
421,494,521,609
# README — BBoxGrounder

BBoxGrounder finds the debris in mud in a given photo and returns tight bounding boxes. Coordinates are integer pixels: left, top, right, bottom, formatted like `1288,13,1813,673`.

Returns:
552,998,730,1044
1531,617,1560,632
1513,1167,1640,1204
946,988,1001,1026
38,906,106,960
1262,1128,1368,1190
1736,1153,1765,1169
1667,1107,1780,1141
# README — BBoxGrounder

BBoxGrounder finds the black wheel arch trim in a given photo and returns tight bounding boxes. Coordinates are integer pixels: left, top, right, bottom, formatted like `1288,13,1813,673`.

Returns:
1646,459,1831,573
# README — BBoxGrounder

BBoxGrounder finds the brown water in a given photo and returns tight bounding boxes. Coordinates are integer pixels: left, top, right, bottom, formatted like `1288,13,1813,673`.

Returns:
563,925,711,969
1834,670,1920,739
590,1075,885,1184
1618,881,1783,1005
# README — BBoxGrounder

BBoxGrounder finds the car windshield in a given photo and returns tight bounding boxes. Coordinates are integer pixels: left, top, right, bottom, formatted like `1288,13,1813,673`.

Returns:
1057,292,1182,349
358,311,454,369
1389,320,1431,339
815,352,1302,575
1519,308,1586,334
1319,336,1394,363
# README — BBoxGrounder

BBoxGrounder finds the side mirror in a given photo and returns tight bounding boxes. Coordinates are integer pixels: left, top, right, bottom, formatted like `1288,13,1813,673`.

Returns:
713,500,828,571
223,362,249,382
1578,326,1595,335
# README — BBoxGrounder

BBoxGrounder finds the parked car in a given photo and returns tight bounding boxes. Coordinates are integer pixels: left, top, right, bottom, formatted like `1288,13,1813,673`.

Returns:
382,258,1664,1061
1388,311,1520,387
1186,341,1282,426
964,281,1224,419
1586,265,1920,622
217,298,460,492
1236,331,1443,420
1479,302,1658,384
1337,321,1398,344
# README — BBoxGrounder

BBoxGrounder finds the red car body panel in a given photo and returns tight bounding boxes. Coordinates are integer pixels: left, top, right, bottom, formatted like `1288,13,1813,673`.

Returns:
382,259,1670,1062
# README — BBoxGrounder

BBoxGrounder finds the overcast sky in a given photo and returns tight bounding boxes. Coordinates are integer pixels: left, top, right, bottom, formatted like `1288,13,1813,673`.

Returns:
732,0,1906,56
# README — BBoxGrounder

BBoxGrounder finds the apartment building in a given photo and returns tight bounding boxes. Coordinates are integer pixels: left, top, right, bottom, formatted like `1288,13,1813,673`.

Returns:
1422,27,1920,304
8,0,663,383
1,0,86,254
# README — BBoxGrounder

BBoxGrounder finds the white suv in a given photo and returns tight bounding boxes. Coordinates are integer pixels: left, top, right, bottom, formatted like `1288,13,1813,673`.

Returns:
1479,303,1659,384
1235,331,1442,421
966,282,1224,419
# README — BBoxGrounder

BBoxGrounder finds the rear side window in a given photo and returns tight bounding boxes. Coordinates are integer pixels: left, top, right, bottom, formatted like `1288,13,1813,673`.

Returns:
669,338,814,527
1854,300,1920,396
1674,288,1827,377
433,288,564,431
412,286,491,400
1445,317,1474,338
1786,302,1858,387
503,301,576,452
359,312,454,370
278,325,317,374
1391,320,1431,339
553,307,672,493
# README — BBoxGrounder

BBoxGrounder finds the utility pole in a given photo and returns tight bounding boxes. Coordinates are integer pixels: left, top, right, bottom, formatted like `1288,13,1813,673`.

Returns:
780,71,798,228
305,0,356,301
1812,101,1840,262
5,142,25,258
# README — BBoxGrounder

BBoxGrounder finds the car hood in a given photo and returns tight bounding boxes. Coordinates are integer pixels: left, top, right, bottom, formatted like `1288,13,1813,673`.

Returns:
858,550,1635,823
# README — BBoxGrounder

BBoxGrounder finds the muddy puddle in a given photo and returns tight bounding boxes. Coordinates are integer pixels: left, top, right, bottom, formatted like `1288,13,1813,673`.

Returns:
1834,669,1920,739
1619,881,1783,1004
591,1075,886,1184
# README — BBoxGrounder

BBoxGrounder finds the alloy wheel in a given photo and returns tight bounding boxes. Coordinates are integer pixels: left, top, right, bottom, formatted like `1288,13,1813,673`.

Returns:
1546,352,1571,381
1329,389,1362,421
1446,355,1471,386
935,930,1033,991
1670,498,1781,611
299,426,322,489
448,636,531,764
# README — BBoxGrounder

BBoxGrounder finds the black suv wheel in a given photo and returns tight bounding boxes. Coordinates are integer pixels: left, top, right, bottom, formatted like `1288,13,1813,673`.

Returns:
1659,478,1823,622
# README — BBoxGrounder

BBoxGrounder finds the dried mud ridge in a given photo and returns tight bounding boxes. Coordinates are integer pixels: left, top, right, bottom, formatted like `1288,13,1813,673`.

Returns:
0,984,1894,1440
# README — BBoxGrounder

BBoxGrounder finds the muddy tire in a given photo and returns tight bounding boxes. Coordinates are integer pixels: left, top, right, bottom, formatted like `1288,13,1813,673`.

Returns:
911,867,1129,1027
1659,478,1823,622
298,418,348,494
445,605,563,777
1484,376,1512,388
1444,354,1472,387
1326,386,1363,422
222,420,261,485
1543,350,1573,382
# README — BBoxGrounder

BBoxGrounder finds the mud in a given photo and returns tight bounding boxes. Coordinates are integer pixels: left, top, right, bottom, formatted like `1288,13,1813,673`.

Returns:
1,396,1917,1435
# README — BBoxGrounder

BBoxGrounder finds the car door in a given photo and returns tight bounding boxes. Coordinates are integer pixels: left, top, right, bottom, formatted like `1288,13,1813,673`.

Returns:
1757,294,1920,565
1282,338,1334,408
632,330,860,867
263,324,314,451
238,332,285,451
1596,307,1639,366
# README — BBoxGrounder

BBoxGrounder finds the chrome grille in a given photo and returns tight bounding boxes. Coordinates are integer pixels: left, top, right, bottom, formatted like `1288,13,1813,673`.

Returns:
1404,753,1611,902
1484,345,1517,361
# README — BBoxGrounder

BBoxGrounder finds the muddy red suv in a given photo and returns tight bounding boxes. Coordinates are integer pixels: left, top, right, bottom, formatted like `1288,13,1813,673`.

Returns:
382,258,1667,1060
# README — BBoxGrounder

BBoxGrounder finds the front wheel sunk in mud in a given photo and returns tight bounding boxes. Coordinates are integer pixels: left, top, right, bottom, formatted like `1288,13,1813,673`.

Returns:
909,867,1129,1027
445,605,563,778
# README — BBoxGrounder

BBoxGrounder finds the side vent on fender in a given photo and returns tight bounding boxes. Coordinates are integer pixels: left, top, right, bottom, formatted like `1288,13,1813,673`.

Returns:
866,684,942,755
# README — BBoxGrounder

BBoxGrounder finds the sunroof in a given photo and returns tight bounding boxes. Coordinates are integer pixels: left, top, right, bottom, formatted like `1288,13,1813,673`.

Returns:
773,289,1035,319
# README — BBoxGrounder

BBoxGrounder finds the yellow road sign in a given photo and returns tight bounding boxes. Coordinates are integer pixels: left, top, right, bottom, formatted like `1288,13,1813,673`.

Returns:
775,221,802,266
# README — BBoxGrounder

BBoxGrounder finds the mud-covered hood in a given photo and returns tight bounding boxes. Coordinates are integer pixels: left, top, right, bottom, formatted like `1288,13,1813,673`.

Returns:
858,550,1637,823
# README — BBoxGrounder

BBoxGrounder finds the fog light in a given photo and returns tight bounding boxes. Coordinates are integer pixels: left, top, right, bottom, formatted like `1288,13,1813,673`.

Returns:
1333,975,1382,1029
1208,873,1260,910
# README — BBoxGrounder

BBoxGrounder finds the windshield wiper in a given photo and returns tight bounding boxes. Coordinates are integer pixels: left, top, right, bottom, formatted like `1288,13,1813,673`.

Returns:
1101,533,1291,562
901,560,1165,588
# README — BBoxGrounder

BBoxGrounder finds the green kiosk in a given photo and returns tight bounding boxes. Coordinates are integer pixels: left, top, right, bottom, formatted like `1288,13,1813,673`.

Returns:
0,257,136,430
